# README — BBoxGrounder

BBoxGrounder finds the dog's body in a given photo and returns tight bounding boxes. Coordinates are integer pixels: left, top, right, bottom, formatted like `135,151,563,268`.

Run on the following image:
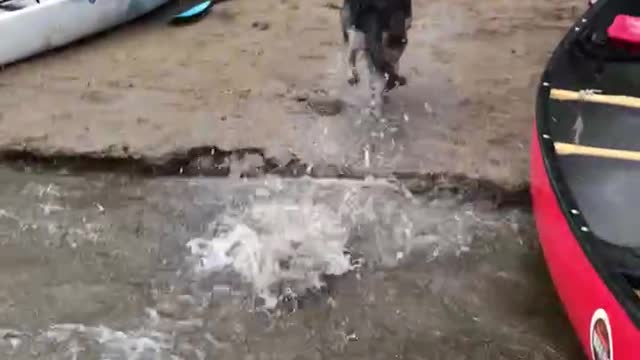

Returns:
340,0,412,117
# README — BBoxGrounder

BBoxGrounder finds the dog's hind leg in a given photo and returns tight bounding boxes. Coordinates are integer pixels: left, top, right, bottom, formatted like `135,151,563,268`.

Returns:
340,1,351,43
341,2,362,86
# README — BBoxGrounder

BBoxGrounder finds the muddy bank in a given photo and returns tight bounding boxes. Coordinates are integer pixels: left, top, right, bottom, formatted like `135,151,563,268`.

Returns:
0,169,581,359
0,0,583,186
0,144,532,205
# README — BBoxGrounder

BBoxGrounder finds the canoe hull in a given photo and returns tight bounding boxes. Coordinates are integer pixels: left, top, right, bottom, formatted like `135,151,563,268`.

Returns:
531,123,640,359
0,0,168,66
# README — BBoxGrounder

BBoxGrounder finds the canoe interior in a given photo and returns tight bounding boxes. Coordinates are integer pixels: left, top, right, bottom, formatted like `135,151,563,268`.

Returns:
544,0,640,257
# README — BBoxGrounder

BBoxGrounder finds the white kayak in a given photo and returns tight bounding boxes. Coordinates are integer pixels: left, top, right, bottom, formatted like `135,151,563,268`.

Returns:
0,0,168,66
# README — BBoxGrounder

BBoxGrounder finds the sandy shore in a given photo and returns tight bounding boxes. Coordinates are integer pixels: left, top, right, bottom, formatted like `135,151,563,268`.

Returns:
0,0,582,185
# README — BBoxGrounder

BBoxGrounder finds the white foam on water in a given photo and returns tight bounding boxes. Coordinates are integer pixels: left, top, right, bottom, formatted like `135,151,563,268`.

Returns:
0,328,26,353
186,197,353,308
40,323,174,360
183,178,497,308
2,307,219,360
0,209,20,221
0,322,176,360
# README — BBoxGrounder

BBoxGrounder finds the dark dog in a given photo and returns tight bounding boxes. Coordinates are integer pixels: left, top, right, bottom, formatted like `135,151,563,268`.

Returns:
340,0,412,117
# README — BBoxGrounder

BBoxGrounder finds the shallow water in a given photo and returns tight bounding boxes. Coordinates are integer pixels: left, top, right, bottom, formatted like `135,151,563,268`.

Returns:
0,168,582,359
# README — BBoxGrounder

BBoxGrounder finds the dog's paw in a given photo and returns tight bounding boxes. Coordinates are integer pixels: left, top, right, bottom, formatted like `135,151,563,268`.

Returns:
387,75,407,90
397,75,407,86
384,75,406,91
383,80,394,91
347,74,360,86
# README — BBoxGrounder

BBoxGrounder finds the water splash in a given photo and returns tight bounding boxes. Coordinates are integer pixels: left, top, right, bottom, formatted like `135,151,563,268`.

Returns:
0,173,539,360
41,323,173,360
186,192,354,308
183,178,503,308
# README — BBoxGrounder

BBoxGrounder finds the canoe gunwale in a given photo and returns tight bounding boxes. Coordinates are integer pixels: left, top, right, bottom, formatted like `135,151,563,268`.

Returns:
533,0,640,330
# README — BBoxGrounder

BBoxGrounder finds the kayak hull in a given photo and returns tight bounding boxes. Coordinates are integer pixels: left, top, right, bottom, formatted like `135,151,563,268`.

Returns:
0,0,168,66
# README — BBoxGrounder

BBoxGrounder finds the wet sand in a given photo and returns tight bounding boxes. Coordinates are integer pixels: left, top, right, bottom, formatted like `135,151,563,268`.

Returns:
0,0,582,186
0,0,589,358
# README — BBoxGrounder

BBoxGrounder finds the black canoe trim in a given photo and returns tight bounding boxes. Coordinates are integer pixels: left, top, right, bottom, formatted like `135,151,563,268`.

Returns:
535,0,640,328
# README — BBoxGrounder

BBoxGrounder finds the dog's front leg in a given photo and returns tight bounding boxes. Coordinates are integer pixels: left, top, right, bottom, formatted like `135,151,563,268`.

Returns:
346,29,363,86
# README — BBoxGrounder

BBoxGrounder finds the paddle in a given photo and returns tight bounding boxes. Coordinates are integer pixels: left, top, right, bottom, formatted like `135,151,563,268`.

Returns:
170,0,214,24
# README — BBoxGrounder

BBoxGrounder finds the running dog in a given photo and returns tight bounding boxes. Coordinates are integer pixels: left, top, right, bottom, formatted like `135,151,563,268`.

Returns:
340,0,412,117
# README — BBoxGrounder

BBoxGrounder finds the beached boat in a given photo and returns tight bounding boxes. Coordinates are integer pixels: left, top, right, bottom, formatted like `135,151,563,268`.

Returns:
531,1,640,359
0,0,168,66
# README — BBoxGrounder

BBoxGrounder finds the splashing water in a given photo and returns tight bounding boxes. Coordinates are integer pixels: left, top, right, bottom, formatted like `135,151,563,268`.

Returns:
0,173,540,360
183,177,504,309
42,323,173,360
186,191,354,308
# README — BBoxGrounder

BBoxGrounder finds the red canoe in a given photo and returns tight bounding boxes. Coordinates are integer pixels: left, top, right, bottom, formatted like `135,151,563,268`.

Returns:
531,1,640,359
